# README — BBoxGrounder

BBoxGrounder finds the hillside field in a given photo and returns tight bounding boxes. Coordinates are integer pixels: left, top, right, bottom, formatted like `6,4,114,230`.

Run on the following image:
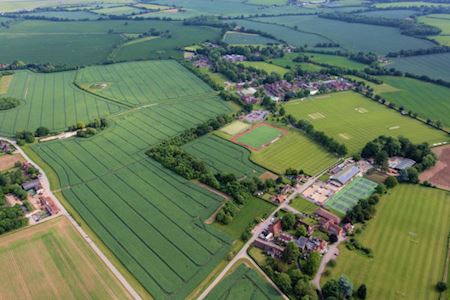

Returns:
222,31,278,45
326,185,450,300
28,60,233,299
0,216,132,299
251,130,339,175
183,134,267,179
205,263,283,300
283,91,449,154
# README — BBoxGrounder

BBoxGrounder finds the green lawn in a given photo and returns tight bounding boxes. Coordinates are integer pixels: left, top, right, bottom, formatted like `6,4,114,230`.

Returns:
205,263,283,299
198,67,228,88
241,61,289,75
306,52,368,70
183,134,267,179
213,197,276,240
236,124,285,149
284,91,449,154
325,177,378,214
327,185,450,300
251,130,338,175
271,53,326,72
290,197,318,214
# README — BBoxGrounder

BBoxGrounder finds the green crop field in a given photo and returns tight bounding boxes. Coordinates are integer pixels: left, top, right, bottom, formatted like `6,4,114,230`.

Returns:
290,196,318,215
0,70,125,137
26,60,233,299
232,19,329,47
375,1,450,8
0,19,220,65
388,53,450,82
326,185,450,300
284,91,449,154
213,197,275,239
306,52,368,70
235,123,285,149
246,0,287,5
222,31,278,45
373,76,450,128
251,130,338,175
22,10,100,20
0,0,133,12
205,263,283,300
183,134,267,179
357,9,417,19
254,15,435,54
75,60,216,106
92,5,144,16
0,216,132,299
418,15,450,35
241,61,289,75
325,176,377,214
431,35,450,46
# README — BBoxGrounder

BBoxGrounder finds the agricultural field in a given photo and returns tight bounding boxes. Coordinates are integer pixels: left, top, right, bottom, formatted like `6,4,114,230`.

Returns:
21,10,100,20
213,197,275,239
326,185,450,300
92,5,144,16
241,61,289,75
373,76,450,128
246,0,287,5
325,176,377,215
251,130,339,175
388,52,450,82
254,15,435,54
0,69,125,137
183,134,267,179
0,0,133,12
232,123,286,150
0,19,220,65
28,60,233,299
205,263,283,300
283,91,449,154
75,60,216,106
305,52,368,70
222,31,279,45
231,19,330,47
374,1,450,8
431,35,450,46
418,15,450,35
357,9,418,19
0,216,132,299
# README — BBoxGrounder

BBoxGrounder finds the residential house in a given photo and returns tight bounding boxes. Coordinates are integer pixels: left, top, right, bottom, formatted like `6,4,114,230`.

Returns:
22,179,41,192
296,237,328,254
269,219,283,236
253,238,285,258
273,194,287,204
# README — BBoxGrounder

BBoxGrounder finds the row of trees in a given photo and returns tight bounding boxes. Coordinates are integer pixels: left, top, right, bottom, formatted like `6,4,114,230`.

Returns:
0,97,20,111
386,45,450,58
286,116,348,156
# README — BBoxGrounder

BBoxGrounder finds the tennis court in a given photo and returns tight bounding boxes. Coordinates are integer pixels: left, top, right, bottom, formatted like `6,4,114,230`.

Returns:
325,177,378,214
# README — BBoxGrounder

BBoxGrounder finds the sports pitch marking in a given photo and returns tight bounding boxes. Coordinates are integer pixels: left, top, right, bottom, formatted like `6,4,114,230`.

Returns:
355,107,368,113
389,125,400,130
339,133,351,140
308,112,325,120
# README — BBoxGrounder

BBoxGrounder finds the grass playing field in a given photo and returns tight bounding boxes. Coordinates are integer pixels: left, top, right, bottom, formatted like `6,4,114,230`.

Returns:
284,91,449,154
205,263,283,300
325,176,378,214
251,130,339,175
290,196,318,215
222,31,278,45
374,76,450,128
326,185,450,300
183,134,267,179
234,123,285,150
0,216,132,299
241,61,289,75
219,120,251,136
28,60,233,299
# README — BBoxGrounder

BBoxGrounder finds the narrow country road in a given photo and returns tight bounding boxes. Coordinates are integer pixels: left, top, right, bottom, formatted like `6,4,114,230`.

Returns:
0,137,142,300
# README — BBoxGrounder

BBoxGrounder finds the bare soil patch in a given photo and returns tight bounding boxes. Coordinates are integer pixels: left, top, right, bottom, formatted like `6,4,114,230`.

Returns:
420,144,450,190
0,153,24,171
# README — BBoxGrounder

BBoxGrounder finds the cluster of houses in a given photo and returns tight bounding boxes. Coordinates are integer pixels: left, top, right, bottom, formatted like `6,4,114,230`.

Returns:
253,208,352,259
272,184,296,205
0,141,13,153
222,54,246,62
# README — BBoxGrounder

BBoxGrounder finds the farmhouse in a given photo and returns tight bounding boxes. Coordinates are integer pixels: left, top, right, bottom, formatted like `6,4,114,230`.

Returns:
329,165,360,187
296,236,328,254
253,238,284,258
316,208,341,225
39,196,59,216
21,179,41,192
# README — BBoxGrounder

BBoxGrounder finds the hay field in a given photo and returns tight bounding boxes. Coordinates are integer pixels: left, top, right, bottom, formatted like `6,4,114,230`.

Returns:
205,263,283,300
284,91,449,154
251,130,338,175
325,176,377,214
0,70,125,137
183,134,267,179
0,216,131,299
28,60,233,299
375,76,450,128
326,185,450,300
